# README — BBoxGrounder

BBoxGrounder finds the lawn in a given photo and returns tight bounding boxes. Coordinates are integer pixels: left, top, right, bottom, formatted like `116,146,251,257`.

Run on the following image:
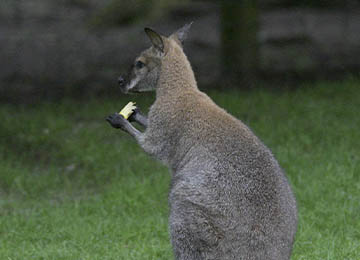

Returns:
0,78,359,259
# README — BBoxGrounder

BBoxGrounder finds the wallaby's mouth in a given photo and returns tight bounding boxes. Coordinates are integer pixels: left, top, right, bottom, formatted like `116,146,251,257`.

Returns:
119,84,142,95
121,88,141,94
118,75,128,93
118,75,144,94
123,77,141,94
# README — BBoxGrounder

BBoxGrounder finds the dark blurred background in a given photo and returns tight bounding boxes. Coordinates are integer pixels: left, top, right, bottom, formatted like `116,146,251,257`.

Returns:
1,0,360,103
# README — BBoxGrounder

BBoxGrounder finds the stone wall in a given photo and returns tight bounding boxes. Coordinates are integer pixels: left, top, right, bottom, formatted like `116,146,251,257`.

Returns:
1,1,359,102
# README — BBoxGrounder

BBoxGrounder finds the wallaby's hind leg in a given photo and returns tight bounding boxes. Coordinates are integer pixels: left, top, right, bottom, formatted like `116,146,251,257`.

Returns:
170,217,222,260
169,202,222,260
170,223,203,260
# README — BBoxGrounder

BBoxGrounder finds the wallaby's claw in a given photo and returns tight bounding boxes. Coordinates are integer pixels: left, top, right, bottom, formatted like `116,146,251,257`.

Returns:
106,113,127,129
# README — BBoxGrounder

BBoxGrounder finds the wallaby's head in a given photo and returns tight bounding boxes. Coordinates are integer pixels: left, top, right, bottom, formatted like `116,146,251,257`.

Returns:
118,22,193,94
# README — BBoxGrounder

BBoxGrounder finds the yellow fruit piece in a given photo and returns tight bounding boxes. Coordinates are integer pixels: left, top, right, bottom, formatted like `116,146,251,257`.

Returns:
119,102,137,120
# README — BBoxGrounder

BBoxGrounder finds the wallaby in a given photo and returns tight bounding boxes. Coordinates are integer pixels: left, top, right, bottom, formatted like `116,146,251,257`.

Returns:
106,23,297,260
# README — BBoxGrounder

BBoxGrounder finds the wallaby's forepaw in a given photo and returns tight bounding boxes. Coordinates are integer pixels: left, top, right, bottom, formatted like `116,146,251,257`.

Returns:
106,113,128,129
128,107,141,122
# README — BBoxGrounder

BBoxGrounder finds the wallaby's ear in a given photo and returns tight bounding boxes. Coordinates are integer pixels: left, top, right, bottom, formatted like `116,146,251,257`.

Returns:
144,27,164,54
173,22,193,45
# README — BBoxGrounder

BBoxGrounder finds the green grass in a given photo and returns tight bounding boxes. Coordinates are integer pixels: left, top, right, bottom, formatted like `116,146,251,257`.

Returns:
1,78,359,259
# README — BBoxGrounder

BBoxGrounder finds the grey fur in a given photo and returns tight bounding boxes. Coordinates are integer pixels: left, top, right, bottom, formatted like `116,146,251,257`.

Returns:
107,24,297,260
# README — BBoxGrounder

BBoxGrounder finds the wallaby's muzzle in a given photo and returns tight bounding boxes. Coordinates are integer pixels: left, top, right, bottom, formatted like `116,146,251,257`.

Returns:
118,75,125,86
118,74,142,94
118,75,129,94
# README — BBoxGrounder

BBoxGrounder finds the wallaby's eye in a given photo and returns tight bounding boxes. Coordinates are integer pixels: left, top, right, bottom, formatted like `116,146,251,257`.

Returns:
135,60,145,69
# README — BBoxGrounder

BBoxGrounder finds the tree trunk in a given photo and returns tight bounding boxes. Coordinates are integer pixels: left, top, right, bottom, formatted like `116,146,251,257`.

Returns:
221,0,258,88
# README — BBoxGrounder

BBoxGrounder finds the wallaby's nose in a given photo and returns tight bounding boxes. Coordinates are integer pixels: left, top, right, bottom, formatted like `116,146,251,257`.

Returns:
118,76,125,86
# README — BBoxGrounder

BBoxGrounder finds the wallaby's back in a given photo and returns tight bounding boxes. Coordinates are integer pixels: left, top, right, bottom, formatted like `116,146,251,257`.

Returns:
151,87,297,259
